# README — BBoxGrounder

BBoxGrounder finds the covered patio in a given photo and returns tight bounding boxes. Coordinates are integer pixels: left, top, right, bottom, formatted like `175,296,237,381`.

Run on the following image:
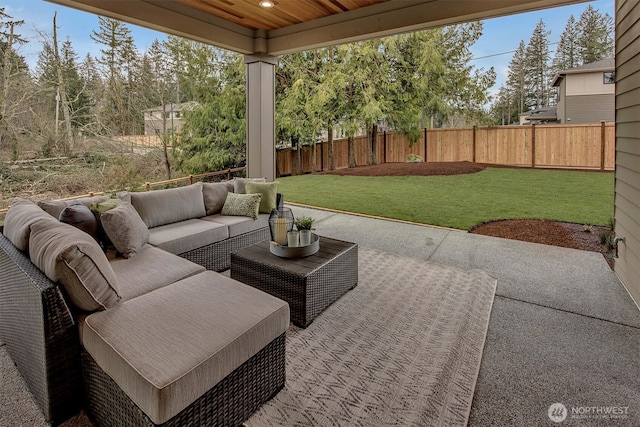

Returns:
2,207,639,425
2,0,639,425
44,0,640,306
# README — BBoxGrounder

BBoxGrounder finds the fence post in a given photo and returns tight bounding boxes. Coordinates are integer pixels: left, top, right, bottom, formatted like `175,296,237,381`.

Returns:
145,182,151,191
472,125,477,163
600,121,606,171
227,169,232,180
319,141,324,172
531,124,536,168
189,175,194,185
423,128,428,162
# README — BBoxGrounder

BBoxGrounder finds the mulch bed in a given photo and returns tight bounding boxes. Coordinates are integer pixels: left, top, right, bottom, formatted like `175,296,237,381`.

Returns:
319,161,614,268
318,161,486,176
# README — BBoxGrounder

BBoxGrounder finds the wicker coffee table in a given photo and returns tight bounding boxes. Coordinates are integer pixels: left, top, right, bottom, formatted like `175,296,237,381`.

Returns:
231,237,358,328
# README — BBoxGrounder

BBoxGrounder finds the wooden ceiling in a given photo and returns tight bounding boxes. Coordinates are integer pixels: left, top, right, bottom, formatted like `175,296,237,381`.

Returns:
177,0,389,31
46,0,589,55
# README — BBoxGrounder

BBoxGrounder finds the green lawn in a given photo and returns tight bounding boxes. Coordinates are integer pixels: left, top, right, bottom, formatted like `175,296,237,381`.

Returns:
277,168,615,230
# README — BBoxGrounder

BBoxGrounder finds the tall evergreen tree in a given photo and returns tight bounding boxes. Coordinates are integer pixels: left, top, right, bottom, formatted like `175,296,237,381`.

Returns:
90,16,137,134
507,40,528,117
78,53,103,135
525,20,551,109
175,51,245,174
553,15,580,71
576,5,614,64
0,8,29,157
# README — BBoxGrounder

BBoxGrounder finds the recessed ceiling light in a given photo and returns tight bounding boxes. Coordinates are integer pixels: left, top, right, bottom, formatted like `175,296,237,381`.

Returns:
259,1,275,7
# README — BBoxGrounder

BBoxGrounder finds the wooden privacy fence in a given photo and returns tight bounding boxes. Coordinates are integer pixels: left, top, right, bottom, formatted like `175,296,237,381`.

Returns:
277,122,615,176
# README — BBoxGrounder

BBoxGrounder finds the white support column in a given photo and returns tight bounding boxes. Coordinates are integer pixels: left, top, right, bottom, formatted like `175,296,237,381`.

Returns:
245,54,277,180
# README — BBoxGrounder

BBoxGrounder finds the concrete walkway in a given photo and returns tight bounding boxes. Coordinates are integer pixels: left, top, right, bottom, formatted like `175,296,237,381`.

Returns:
290,205,640,426
1,205,639,426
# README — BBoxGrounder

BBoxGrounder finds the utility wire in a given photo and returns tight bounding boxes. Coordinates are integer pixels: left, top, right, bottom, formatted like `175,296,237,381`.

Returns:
470,41,559,61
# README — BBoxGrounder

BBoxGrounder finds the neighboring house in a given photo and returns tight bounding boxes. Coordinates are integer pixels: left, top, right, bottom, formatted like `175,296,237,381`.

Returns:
551,58,615,124
519,106,558,125
143,101,197,136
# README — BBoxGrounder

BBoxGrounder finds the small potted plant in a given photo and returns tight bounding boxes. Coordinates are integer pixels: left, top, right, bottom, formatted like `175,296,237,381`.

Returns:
294,215,315,246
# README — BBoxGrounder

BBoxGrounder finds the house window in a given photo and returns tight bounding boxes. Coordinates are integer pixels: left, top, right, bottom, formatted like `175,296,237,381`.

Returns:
603,72,615,84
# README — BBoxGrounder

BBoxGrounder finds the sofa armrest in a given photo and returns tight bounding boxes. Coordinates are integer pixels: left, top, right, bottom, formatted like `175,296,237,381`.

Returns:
0,233,83,424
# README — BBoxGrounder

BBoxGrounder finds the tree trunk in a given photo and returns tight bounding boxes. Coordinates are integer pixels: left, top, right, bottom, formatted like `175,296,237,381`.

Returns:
310,141,317,173
370,123,378,165
328,123,335,170
292,136,300,175
348,136,356,168
0,21,19,153
53,13,74,155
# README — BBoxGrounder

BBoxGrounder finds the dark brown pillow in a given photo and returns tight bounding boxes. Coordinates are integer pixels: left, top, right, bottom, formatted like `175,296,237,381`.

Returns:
59,203,100,243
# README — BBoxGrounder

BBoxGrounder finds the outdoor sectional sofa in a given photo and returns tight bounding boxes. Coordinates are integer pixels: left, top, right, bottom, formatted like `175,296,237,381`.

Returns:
0,179,289,426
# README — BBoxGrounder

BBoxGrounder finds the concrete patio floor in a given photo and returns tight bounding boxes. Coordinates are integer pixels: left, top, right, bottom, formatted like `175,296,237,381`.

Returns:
1,205,639,426
290,205,640,426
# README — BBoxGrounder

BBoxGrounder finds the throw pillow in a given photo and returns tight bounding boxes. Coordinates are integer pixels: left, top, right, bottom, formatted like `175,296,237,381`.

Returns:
29,219,121,312
233,177,266,194
100,201,149,259
245,181,279,213
220,193,262,219
90,198,122,249
202,182,230,215
59,204,100,243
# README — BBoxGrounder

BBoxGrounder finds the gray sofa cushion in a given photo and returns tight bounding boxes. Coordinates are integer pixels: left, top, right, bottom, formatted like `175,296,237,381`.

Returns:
129,183,206,228
2,199,54,251
202,213,269,237
147,219,228,254
82,271,290,424
29,219,121,311
110,245,205,300
100,201,149,258
202,182,230,215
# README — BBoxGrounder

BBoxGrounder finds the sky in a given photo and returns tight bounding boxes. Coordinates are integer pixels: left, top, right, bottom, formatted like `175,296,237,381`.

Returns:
3,0,615,99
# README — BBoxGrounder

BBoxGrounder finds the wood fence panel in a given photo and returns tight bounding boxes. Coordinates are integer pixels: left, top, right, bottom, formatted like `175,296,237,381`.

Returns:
476,126,531,165
536,124,600,168
427,128,474,162
276,148,292,176
605,123,615,169
278,123,615,173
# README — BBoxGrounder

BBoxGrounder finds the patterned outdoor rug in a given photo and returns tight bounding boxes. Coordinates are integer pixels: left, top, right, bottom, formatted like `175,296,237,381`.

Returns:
245,247,497,427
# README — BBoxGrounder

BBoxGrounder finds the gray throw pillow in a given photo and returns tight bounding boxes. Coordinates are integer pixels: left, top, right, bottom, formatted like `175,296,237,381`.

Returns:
220,193,262,219
202,182,230,215
233,177,266,194
59,204,100,243
100,202,150,259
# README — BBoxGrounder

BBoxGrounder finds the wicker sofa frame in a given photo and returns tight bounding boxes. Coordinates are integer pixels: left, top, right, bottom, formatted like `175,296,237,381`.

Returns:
0,192,286,425
0,233,83,424
177,192,282,272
